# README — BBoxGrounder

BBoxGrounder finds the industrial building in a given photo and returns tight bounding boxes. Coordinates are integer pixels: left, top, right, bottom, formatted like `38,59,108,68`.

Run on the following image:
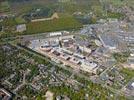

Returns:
80,60,98,73
16,24,26,32
28,34,99,74
99,34,118,50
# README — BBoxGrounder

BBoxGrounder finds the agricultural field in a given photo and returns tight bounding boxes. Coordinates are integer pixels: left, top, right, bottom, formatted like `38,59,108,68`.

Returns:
26,17,82,34
0,0,101,37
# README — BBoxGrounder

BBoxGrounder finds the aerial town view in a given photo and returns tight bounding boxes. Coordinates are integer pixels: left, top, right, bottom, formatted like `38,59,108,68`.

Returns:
0,0,134,100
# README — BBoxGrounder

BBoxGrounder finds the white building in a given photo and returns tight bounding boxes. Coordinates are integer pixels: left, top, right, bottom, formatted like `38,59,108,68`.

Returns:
16,24,26,32
80,60,98,73
50,32,62,37
79,45,91,53
131,82,134,88
74,53,85,59
59,35,74,40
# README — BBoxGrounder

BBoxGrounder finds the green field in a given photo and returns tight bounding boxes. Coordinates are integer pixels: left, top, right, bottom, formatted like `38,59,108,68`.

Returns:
105,11,124,19
120,68,134,82
0,1,10,12
113,52,130,63
26,17,82,34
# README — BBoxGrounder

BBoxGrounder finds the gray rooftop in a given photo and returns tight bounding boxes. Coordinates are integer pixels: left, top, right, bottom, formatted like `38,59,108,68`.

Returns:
99,34,118,48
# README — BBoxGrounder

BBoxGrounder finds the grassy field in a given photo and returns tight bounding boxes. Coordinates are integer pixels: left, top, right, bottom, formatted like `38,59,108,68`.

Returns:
105,11,124,19
113,52,130,63
120,68,134,83
1,18,17,26
26,17,82,34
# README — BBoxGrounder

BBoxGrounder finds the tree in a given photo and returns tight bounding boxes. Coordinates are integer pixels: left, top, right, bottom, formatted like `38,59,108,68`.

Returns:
0,25,2,31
